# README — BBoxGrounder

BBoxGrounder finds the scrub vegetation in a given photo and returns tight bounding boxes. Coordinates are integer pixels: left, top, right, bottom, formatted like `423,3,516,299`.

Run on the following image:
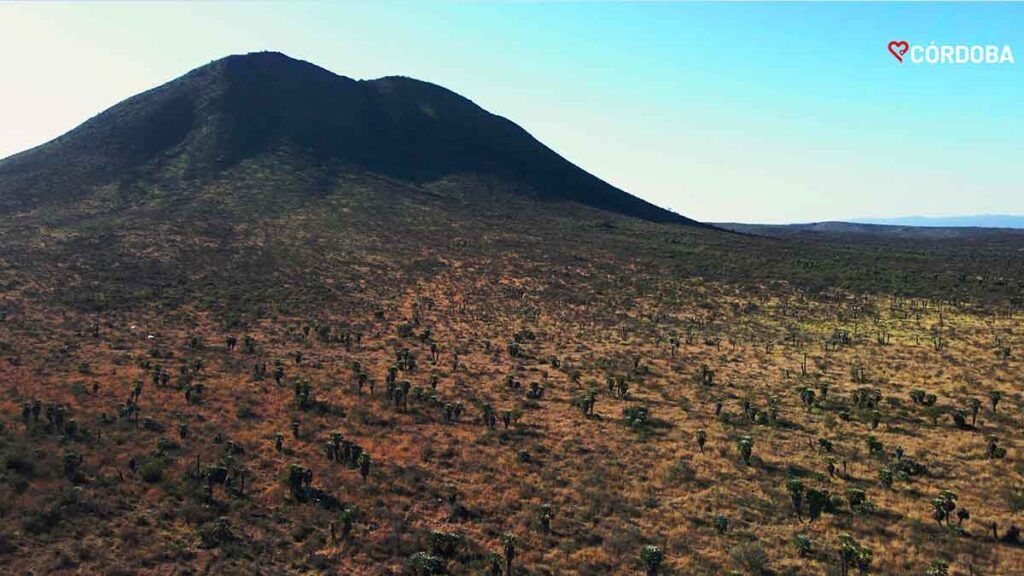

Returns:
0,52,1022,575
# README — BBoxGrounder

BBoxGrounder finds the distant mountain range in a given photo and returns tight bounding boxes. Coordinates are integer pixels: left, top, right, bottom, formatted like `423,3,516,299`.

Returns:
850,215,1024,229
716,219,1024,240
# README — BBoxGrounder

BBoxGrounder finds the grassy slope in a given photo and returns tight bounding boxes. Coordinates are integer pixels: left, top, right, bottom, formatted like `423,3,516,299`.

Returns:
0,155,1023,574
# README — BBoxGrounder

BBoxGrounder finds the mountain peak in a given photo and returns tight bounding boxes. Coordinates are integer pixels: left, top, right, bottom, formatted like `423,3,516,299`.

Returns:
0,52,704,226
225,50,294,62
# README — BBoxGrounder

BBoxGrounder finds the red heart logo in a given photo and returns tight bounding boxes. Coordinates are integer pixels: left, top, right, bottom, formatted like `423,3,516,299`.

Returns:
888,40,909,63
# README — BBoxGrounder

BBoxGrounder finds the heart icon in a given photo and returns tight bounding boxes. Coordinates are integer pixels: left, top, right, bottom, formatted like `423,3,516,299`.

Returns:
888,40,909,63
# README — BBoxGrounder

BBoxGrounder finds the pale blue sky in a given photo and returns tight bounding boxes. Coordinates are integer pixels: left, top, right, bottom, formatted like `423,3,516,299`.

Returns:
0,2,1021,223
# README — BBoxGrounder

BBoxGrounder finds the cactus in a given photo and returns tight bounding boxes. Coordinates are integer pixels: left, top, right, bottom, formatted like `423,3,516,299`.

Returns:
339,508,354,540
713,515,728,534
204,464,228,498
287,463,312,500
786,478,805,520
866,435,884,456
968,398,981,426
807,489,828,522
502,532,517,576
640,545,664,576
986,436,1007,459
989,390,1002,413
538,503,554,534
358,452,371,482
736,435,754,464
837,533,871,576
63,451,82,480
799,387,815,410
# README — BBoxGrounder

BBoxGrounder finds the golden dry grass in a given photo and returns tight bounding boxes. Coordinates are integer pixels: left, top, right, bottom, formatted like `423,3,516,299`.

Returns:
1,257,1022,576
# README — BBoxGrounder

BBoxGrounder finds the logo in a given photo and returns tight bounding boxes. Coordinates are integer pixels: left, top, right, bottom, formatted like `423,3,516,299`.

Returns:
888,41,909,62
889,40,1015,65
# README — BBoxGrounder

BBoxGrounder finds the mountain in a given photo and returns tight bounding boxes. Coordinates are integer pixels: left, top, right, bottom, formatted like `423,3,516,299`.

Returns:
0,51,1019,316
851,215,1024,229
0,51,700,226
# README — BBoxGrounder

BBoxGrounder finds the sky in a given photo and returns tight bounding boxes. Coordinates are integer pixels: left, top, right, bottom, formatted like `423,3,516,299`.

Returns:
0,2,1021,224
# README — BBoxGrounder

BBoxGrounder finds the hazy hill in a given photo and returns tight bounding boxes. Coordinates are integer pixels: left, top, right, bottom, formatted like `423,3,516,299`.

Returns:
717,220,1024,241
0,51,700,226
853,215,1024,228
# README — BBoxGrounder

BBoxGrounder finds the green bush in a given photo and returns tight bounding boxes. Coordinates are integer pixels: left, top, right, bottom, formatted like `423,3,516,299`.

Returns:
623,406,650,431
730,541,768,575
140,459,165,483
197,517,233,548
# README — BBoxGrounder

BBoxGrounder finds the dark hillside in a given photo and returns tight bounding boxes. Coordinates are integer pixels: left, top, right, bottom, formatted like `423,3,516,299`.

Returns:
0,51,701,226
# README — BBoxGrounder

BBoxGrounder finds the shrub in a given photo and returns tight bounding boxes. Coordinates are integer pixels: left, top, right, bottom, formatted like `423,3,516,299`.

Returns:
793,533,813,558
878,466,894,489
428,530,462,559
668,459,695,483
408,551,444,575
1002,524,1021,544
4,451,36,478
1004,485,1024,512
730,541,768,575
623,406,650,431
806,489,828,522
196,517,233,548
139,459,165,483
845,488,872,515
837,534,872,576
0,532,15,554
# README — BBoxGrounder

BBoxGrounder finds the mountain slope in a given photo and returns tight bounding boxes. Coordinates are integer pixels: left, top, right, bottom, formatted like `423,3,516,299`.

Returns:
0,51,700,226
